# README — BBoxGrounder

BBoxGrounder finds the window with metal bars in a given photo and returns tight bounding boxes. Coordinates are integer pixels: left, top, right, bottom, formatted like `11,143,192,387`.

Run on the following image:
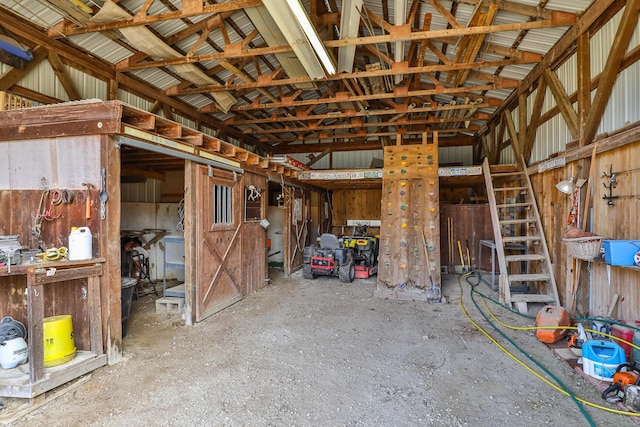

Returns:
212,184,233,225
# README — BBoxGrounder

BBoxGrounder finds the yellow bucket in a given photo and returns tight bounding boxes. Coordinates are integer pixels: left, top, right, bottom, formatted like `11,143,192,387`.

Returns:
43,315,76,367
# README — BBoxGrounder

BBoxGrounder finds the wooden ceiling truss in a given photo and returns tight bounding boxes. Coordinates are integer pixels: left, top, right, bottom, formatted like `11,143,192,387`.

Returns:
0,0,638,167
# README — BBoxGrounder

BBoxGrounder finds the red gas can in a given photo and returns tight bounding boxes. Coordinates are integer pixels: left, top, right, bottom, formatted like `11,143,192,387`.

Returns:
535,305,571,344
611,323,634,362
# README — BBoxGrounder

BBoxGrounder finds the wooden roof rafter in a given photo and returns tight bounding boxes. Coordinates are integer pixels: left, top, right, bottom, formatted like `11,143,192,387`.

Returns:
170,59,523,98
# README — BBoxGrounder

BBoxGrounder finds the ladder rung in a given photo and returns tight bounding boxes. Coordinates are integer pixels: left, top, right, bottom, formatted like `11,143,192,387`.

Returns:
505,254,546,262
500,219,537,225
502,235,541,243
491,172,524,179
508,273,551,282
510,294,556,303
494,187,528,192
496,202,531,208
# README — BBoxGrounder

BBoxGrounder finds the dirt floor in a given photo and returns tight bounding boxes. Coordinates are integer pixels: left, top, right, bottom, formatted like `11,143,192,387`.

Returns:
2,270,639,426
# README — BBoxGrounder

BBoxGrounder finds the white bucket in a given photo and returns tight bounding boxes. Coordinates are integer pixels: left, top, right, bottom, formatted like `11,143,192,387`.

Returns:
68,227,92,261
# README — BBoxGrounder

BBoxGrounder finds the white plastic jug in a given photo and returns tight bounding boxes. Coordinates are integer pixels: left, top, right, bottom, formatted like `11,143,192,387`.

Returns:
68,227,92,261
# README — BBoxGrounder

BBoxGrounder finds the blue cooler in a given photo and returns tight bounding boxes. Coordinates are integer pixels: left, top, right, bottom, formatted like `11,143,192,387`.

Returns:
581,340,626,381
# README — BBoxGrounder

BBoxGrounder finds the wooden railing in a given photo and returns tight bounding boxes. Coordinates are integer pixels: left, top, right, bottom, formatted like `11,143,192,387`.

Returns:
0,91,32,111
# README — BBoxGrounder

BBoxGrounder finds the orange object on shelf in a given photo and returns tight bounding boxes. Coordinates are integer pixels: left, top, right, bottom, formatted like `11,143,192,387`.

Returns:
535,305,571,344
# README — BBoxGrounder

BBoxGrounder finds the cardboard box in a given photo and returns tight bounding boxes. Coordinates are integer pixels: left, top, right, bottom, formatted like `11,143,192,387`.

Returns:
603,240,640,266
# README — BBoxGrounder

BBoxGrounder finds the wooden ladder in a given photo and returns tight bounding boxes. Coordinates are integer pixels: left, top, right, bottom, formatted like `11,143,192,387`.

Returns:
482,157,560,313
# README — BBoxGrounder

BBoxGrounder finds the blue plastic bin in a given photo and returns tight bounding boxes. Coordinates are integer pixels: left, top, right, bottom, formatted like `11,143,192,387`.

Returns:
603,240,640,266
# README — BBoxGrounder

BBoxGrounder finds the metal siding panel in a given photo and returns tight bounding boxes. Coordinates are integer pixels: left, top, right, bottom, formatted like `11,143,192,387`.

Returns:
439,146,473,166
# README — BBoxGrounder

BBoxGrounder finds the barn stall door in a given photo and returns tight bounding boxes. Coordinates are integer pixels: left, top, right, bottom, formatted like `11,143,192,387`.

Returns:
195,165,243,321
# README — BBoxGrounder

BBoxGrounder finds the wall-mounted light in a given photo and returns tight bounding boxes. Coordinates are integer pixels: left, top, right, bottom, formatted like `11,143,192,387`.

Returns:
556,166,586,195
556,176,576,194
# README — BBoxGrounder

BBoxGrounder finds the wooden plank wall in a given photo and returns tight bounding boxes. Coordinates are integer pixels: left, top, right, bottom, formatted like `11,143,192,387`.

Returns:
376,140,440,300
331,188,382,236
0,136,103,353
440,205,494,272
589,142,640,320
530,139,640,320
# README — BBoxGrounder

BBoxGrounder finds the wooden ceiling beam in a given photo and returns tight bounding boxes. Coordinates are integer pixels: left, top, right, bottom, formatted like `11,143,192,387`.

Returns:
6,85,62,105
270,134,473,154
120,18,561,72
51,0,262,36
210,85,501,114
543,68,579,139
583,0,640,145
48,50,81,101
227,106,489,126
243,117,481,135
172,59,522,97
262,130,473,154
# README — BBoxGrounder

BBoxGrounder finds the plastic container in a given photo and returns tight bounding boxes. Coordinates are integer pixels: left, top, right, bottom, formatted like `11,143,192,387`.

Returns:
43,315,76,367
535,305,571,344
582,340,626,382
121,278,137,338
603,240,640,266
68,227,92,261
591,318,610,338
0,337,28,369
611,323,634,362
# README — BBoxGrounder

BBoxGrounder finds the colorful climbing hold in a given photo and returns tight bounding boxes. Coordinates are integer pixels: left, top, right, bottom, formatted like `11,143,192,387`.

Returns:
400,241,407,247
428,245,436,251
401,223,407,228
400,190,406,195
401,161,407,167
400,263,407,269
400,181,407,187
400,205,407,210
400,169,407,174
401,155,407,160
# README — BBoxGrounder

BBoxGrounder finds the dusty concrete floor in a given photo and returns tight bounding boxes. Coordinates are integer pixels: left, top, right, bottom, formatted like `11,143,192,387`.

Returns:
2,270,638,426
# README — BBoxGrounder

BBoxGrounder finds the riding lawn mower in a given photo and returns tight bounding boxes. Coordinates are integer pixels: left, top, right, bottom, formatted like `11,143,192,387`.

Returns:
303,234,355,282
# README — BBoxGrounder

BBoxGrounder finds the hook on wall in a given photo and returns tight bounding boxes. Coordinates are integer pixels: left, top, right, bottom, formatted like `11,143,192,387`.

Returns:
602,164,619,206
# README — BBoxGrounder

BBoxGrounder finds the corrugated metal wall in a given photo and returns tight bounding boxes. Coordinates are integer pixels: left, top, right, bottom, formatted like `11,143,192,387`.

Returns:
290,149,383,169
529,8,639,164
121,180,162,203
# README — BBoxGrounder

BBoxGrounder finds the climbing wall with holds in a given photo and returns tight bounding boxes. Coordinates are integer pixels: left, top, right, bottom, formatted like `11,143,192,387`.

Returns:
375,133,442,302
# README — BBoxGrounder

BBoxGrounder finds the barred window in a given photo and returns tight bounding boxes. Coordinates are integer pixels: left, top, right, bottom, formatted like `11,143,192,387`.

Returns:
212,184,233,225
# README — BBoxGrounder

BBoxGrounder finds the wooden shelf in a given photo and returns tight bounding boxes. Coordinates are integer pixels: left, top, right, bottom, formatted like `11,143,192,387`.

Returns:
0,259,107,399
592,258,640,271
